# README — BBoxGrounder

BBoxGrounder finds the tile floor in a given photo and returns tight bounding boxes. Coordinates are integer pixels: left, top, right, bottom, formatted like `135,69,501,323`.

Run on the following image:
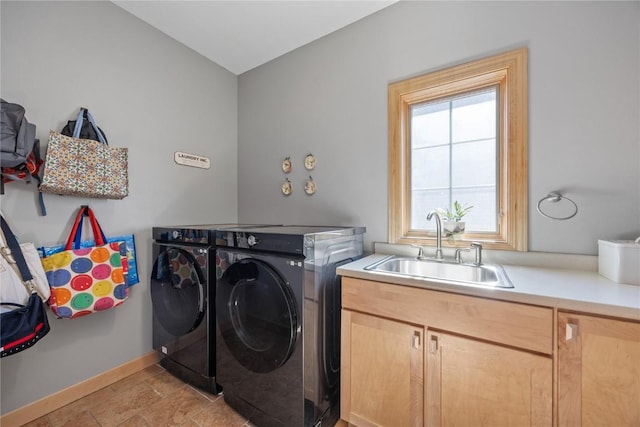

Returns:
21,364,253,427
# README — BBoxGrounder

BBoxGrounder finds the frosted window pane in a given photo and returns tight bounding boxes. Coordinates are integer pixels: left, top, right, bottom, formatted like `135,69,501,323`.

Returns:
411,190,449,230
411,102,450,148
412,146,449,190
452,90,496,143
452,188,497,231
409,86,498,233
452,139,496,187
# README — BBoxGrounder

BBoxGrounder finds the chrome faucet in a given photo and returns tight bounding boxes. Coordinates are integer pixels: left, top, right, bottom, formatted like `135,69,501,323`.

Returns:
427,210,444,260
471,242,483,265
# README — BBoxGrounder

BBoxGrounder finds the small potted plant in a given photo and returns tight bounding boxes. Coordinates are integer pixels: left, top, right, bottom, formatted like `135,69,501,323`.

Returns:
436,201,473,240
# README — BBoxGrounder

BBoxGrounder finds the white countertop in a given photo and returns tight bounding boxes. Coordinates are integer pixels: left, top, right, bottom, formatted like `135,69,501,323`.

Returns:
337,253,640,321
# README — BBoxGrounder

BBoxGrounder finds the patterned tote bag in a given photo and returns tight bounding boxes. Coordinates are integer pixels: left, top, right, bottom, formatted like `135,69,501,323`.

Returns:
41,206,129,319
40,109,128,199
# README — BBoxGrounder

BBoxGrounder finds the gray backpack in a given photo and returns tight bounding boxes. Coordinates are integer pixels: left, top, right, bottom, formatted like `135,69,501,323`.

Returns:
1,99,37,168
1,99,46,215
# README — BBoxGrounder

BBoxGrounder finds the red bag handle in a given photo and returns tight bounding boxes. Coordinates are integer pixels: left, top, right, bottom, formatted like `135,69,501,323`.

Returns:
64,206,107,250
86,207,107,246
64,207,85,250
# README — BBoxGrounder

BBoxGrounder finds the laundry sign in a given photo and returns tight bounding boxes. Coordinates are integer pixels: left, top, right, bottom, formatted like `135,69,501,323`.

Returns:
174,151,211,169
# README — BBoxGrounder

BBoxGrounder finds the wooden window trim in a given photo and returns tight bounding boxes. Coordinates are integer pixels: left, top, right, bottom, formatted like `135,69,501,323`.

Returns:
388,48,528,251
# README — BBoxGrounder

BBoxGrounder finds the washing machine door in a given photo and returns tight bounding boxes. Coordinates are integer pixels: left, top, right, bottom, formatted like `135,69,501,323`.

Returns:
151,245,206,337
217,257,298,374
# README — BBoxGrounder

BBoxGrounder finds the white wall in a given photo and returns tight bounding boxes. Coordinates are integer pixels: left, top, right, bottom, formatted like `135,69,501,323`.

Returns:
238,1,640,255
0,1,238,414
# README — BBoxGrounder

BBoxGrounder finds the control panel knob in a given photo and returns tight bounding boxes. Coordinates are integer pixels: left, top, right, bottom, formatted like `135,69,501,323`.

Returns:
247,235,258,247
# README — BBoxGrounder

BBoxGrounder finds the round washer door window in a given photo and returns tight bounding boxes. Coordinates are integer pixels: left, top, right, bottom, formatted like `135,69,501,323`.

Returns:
216,258,298,374
150,247,205,336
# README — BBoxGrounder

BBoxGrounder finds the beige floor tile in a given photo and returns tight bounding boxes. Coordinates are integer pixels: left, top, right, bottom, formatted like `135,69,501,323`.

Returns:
58,410,100,427
138,386,210,426
115,414,151,427
189,398,247,427
90,382,162,427
188,384,221,403
174,420,199,427
17,367,349,427
20,417,50,427
143,370,187,398
47,386,116,426
110,365,164,393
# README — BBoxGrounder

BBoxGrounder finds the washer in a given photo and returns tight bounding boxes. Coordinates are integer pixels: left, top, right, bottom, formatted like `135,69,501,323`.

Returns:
215,225,365,426
151,224,269,394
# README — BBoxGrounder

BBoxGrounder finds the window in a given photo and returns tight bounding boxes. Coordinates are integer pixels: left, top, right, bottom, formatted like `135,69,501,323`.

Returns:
410,87,498,232
388,48,528,251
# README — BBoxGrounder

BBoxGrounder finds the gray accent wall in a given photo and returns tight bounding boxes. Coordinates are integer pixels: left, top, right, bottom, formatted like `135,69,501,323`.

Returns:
238,1,640,255
1,1,237,414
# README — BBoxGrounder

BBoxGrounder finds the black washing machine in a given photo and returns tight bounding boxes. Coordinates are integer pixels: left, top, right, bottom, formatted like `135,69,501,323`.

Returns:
151,224,270,394
215,225,365,426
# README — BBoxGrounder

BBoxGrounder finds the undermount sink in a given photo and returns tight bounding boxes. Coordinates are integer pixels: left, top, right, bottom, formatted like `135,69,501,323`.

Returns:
364,256,514,288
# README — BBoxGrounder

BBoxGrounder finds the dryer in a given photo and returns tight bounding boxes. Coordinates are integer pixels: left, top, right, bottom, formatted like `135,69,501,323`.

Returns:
151,224,268,394
215,225,365,426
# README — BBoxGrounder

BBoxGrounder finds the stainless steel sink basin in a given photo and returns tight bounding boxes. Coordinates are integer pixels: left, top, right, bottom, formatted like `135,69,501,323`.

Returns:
364,256,514,288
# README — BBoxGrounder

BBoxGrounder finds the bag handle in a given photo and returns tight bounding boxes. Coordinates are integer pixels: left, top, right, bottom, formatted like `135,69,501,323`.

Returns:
85,207,107,246
0,215,36,294
0,302,28,309
64,206,86,250
72,108,108,145
64,206,107,250
73,215,85,249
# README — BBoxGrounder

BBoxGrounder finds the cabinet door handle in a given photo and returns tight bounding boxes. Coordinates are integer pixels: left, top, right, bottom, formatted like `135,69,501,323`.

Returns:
566,322,578,341
412,331,421,349
429,334,438,354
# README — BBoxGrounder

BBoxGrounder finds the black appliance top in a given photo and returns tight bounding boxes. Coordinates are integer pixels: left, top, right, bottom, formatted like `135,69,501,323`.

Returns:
214,225,366,254
152,224,274,245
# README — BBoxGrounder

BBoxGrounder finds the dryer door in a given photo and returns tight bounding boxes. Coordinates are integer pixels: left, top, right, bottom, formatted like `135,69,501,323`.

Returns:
151,244,206,337
217,257,298,374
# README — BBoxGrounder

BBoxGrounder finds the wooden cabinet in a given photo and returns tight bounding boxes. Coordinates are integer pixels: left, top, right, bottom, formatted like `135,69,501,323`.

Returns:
341,310,424,426
426,331,551,426
558,312,640,426
340,277,554,427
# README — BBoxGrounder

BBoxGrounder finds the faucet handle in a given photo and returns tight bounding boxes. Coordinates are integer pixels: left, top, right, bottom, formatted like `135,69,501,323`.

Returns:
410,244,425,259
470,242,483,265
454,248,470,263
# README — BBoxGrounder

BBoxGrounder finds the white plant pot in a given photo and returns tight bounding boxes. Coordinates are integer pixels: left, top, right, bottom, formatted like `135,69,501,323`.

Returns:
443,221,465,237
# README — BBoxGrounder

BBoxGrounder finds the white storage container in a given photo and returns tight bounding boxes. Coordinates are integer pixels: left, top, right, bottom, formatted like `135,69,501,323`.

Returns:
598,239,640,285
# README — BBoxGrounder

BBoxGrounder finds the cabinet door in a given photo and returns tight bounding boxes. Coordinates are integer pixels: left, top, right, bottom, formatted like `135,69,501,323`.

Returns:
341,310,424,427
558,313,640,426
426,331,552,427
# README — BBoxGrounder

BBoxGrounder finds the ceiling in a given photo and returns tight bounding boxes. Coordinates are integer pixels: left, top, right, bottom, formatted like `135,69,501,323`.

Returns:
112,1,398,75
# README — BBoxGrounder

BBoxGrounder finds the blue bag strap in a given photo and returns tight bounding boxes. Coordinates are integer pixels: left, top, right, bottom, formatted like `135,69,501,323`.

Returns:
32,174,46,216
74,214,84,249
71,109,85,138
85,110,107,145
72,108,108,145
37,190,46,216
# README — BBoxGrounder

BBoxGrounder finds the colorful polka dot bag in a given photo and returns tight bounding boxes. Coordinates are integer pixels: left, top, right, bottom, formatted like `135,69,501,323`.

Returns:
41,206,129,319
